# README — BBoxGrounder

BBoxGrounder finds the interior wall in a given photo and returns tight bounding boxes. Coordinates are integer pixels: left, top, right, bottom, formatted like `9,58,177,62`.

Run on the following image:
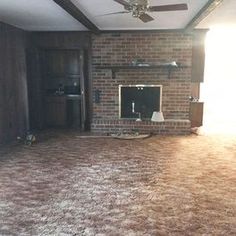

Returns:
0,22,29,143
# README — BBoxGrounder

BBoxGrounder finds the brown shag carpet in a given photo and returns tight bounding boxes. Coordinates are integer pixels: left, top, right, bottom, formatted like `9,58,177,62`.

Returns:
0,131,236,236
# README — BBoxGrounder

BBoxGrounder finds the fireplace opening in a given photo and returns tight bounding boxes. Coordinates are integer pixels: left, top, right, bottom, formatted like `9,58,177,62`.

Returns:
119,85,162,119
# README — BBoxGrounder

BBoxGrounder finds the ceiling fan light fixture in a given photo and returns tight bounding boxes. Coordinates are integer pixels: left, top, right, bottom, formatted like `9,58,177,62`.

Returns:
132,9,140,17
112,0,188,23
131,4,148,17
129,0,148,6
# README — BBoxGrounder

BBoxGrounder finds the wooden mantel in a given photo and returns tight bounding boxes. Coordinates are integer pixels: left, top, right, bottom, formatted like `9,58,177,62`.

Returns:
96,64,188,79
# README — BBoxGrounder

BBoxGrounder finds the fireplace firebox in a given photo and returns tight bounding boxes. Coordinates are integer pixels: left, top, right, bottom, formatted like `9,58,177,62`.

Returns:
119,85,162,119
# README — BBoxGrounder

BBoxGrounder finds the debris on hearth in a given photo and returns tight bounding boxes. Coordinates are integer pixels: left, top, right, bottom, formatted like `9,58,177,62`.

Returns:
111,130,151,140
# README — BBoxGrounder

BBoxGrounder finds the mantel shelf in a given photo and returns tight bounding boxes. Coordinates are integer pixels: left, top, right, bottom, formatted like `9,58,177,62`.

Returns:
95,64,188,79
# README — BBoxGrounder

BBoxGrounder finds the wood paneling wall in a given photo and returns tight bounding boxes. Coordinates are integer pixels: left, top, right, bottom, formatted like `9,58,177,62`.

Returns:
26,48,44,130
0,22,29,143
30,31,91,49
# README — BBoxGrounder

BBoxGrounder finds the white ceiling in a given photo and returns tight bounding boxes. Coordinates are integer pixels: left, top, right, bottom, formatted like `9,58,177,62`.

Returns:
72,0,208,30
0,0,87,31
0,0,235,31
197,0,236,29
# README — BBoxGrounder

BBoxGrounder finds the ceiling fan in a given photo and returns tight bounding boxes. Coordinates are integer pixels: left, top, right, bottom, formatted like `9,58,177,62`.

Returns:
103,0,188,23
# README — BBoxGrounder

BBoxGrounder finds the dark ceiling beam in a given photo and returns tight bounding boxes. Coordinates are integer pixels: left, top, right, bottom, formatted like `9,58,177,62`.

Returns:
53,0,100,34
185,0,224,31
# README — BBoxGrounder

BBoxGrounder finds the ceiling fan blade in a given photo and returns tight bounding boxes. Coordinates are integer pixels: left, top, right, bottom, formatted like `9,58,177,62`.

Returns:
149,4,188,12
113,0,130,7
139,13,154,23
97,11,130,16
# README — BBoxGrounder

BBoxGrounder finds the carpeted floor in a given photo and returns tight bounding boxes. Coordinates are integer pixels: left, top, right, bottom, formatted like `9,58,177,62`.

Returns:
0,131,235,236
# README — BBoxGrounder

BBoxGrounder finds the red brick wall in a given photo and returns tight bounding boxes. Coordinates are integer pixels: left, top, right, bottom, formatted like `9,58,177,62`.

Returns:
92,32,192,122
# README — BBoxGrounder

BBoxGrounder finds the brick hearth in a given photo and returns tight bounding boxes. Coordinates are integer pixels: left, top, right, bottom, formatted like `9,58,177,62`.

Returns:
91,119,191,135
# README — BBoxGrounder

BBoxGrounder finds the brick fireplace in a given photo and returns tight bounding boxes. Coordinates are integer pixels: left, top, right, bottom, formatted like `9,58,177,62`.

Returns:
91,32,192,135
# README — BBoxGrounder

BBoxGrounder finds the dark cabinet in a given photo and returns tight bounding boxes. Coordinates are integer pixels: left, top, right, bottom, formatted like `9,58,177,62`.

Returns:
26,32,91,132
27,48,89,130
42,49,87,129
67,98,81,128
43,50,80,92
45,96,67,127
45,96,81,128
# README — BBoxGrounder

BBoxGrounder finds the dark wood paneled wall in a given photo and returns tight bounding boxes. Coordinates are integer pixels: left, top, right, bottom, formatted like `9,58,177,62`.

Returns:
0,22,29,144
30,31,91,49
26,48,44,130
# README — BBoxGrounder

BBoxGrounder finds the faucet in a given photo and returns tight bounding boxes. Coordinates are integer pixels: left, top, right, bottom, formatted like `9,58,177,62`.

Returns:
56,83,64,95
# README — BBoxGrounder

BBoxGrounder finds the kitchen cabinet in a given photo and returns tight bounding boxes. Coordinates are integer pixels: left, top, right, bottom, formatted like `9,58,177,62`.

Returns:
45,96,67,127
43,50,80,93
42,49,87,130
26,32,91,131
